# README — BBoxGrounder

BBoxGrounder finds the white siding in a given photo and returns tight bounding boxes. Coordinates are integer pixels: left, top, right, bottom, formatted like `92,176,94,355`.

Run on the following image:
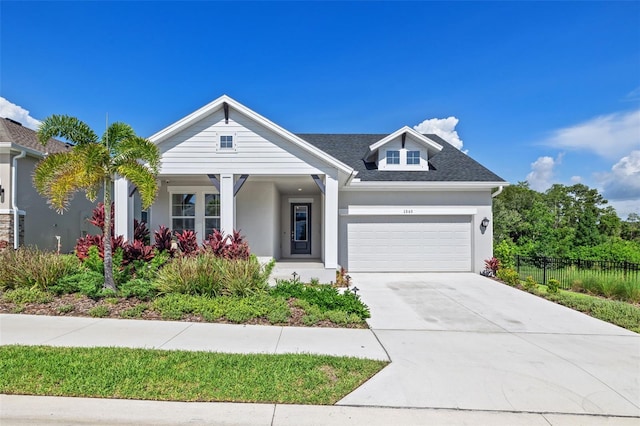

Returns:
158,110,331,175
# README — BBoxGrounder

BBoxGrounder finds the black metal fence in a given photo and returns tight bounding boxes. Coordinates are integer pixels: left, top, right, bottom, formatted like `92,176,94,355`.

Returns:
515,255,640,289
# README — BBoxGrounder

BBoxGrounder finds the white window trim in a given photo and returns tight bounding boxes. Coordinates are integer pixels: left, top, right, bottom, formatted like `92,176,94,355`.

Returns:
216,132,237,152
168,186,221,240
386,150,400,165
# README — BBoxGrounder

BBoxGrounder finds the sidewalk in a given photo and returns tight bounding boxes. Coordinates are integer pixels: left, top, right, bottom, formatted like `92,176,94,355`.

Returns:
2,395,638,425
0,313,388,360
1,313,637,425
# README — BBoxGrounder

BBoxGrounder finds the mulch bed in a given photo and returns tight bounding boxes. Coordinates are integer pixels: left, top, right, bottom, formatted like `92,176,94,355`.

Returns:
0,294,366,329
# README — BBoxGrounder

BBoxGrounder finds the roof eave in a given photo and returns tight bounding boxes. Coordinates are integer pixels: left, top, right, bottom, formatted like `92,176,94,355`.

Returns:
344,180,510,191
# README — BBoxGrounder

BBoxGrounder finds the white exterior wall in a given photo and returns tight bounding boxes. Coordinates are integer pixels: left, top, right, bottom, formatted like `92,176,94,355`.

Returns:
158,110,333,176
338,189,493,273
236,181,279,257
16,155,98,252
0,154,11,211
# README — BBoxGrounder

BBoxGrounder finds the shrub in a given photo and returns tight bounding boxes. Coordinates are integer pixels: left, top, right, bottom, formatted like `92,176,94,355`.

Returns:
547,278,560,294
523,276,538,292
2,287,53,305
484,257,501,276
270,280,370,320
118,278,156,300
88,305,110,318
153,225,176,257
496,268,520,286
0,248,82,291
120,304,148,319
335,267,351,287
154,253,272,297
175,229,199,256
494,239,517,269
50,270,104,298
57,304,75,314
202,229,250,260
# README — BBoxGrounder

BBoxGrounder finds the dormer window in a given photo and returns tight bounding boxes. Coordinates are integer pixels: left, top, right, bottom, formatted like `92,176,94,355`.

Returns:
386,150,400,165
220,135,233,149
407,150,420,165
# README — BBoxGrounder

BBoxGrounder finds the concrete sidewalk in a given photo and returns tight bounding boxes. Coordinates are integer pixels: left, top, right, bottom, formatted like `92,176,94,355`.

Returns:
2,395,638,425
0,314,388,360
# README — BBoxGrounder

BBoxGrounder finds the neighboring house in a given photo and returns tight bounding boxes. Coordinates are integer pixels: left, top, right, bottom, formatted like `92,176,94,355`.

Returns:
0,117,96,252
114,95,507,276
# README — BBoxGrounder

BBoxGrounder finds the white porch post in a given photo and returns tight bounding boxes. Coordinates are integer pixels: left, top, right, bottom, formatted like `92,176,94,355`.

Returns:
323,174,338,269
220,173,235,235
113,176,132,240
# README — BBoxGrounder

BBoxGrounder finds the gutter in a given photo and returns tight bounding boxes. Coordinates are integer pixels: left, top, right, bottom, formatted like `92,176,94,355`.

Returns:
12,150,26,249
491,185,504,198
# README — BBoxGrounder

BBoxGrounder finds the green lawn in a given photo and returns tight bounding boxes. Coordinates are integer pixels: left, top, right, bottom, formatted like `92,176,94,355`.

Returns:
0,346,387,405
532,286,640,333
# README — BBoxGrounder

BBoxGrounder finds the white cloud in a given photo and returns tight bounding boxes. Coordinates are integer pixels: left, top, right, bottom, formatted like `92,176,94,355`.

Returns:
570,176,582,184
626,86,640,101
0,97,41,130
607,199,640,220
414,116,464,150
526,153,564,192
600,150,640,201
542,109,640,160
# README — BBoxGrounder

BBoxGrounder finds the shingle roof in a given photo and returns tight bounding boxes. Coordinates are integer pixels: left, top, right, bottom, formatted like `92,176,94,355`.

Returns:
0,117,69,155
297,133,506,182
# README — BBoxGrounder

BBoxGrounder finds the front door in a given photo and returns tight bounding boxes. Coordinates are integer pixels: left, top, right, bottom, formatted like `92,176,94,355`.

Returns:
290,203,311,255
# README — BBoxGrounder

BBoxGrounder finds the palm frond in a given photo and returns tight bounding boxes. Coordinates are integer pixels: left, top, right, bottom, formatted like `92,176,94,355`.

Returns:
103,122,135,154
116,162,159,209
32,152,84,212
37,115,98,146
113,136,160,173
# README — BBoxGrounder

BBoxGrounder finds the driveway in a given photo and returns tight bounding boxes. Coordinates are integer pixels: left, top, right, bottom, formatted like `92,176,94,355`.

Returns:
338,273,640,417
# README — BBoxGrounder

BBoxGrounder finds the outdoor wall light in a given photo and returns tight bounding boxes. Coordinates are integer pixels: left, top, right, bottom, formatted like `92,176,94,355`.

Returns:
481,218,490,228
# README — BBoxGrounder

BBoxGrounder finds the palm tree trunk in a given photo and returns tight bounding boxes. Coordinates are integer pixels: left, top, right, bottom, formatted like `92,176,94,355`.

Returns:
103,178,116,291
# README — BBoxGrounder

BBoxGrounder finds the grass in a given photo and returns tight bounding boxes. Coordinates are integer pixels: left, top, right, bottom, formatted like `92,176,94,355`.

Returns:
0,345,387,405
533,286,640,333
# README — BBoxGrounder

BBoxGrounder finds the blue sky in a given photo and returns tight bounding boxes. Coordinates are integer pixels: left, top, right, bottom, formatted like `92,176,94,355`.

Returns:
1,1,639,217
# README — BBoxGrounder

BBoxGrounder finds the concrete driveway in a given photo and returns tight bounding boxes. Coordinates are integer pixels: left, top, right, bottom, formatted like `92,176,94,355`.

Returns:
338,273,640,417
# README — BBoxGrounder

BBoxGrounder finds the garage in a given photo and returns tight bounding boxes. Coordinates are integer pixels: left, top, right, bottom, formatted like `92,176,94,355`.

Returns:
346,215,472,272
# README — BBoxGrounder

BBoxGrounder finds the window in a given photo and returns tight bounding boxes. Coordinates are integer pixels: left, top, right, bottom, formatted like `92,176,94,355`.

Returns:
171,193,195,233
407,150,420,165
386,150,400,165
220,135,233,149
204,194,220,237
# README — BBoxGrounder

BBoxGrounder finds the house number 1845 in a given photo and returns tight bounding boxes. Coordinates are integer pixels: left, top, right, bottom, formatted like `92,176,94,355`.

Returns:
403,209,414,214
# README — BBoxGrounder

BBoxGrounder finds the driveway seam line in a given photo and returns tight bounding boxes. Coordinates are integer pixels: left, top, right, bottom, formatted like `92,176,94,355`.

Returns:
368,328,392,362
270,404,277,426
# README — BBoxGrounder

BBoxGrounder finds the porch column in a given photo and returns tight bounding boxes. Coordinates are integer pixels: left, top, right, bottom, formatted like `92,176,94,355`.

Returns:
114,176,133,240
324,174,338,269
220,173,235,235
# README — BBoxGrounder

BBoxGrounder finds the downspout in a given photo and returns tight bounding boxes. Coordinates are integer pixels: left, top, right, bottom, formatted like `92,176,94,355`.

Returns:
12,150,26,249
491,185,504,198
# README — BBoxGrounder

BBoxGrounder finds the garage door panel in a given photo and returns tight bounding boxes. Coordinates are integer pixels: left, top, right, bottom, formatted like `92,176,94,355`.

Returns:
347,215,471,272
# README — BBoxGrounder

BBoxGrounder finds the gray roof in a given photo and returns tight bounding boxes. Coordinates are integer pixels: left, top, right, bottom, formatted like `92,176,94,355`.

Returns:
0,117,69,155
297,133,506,182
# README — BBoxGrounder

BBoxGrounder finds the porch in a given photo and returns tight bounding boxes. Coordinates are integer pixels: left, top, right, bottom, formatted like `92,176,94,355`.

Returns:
114,173,339,272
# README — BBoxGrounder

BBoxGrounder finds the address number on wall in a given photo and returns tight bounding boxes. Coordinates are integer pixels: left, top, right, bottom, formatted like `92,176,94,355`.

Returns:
403,209,414,214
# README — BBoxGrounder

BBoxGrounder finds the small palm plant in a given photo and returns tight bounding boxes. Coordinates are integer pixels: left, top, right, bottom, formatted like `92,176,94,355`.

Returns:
35,115,160,290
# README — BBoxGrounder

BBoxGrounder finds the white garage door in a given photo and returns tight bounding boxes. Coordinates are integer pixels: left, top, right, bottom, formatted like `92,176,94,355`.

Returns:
347,215,472,272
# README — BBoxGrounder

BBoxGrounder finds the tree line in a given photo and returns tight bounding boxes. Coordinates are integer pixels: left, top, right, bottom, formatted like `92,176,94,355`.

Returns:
493,182,640,264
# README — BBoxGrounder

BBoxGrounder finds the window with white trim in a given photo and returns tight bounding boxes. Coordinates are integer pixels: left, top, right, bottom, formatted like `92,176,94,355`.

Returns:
204,194,220,238
220,135,233,149
171,193,195,233
407,150,420,165
386,150,400,165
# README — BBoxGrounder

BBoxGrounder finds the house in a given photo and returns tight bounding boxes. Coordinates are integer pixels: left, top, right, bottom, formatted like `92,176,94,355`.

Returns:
114,96,507,278
0,117,96,252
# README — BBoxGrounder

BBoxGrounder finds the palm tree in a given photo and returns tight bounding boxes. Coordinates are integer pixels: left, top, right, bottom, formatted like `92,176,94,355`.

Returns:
35,115,160,290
